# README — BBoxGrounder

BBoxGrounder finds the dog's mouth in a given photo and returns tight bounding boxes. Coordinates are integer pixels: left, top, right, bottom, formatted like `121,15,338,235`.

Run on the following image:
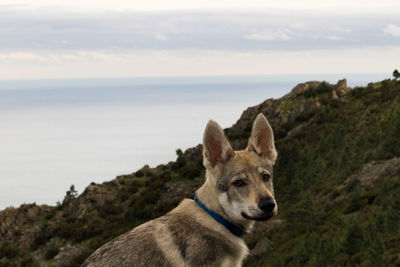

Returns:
241,212,274,221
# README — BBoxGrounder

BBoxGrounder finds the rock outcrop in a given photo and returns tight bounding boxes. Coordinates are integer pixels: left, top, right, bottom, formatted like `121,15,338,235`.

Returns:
290,81,321,95
343,158,400,192
336,78,352,97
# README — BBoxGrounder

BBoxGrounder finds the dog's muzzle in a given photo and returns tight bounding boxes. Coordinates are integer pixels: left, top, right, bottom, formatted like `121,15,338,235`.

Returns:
241,197,276,221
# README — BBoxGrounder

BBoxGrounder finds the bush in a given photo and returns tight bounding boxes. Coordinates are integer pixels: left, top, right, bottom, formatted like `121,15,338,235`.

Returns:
20,256,39,267
342,219,365,255
0,242,19,258
380,79,395,102
64,249,93,267
45,247,59,259
32,222,52,250
304,81,333,98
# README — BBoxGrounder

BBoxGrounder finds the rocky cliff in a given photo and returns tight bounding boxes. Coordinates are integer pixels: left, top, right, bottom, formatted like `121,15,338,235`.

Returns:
1,78,400,267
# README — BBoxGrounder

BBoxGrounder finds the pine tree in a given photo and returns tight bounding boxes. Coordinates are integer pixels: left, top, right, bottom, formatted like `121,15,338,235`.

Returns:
62,184,78,205
393,69,400,80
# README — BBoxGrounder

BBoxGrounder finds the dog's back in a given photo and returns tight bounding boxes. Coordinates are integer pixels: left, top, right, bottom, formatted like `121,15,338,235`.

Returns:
83,199,248,267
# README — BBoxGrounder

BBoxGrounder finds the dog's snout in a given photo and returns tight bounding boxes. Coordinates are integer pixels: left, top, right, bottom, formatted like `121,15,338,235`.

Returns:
258,198,275,212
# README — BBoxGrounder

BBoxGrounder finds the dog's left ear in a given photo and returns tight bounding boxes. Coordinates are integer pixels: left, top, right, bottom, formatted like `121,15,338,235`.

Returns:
247,113,277,163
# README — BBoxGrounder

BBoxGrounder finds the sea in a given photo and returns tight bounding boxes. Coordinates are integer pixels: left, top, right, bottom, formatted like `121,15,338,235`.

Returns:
0,73,390,209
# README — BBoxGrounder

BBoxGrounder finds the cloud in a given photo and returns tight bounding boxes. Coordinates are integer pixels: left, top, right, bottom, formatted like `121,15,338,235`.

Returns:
384,24,400,37
0,52,45,61
154,33,168,40
333,27,351,33
0,46,399,80
327,36,343,40
2,0,400,14
0,9,400,79
244,29,292,41
0,11,398,51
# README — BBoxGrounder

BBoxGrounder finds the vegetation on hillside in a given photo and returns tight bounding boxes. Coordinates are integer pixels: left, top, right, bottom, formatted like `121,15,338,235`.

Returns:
0,78,399,266
246,79,400,266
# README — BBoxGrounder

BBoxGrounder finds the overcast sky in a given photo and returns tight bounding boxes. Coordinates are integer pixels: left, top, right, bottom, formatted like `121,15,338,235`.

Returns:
1,0,400,79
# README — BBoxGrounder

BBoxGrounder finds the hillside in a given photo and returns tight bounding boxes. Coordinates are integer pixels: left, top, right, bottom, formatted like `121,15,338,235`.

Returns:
1,78,400,266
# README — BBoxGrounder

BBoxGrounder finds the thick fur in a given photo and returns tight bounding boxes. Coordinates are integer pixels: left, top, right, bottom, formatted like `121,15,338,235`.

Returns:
83,113,278,267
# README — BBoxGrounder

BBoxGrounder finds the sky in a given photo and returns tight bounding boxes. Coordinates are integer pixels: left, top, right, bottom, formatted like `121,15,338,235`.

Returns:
0,0,400,79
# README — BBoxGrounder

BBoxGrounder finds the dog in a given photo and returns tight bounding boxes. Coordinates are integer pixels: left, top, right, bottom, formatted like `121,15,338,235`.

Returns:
83,113,278,267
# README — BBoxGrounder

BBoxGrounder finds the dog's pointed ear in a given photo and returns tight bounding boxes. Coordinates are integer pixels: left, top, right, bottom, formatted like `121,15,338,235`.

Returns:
247,113,277,163
203,120,234,168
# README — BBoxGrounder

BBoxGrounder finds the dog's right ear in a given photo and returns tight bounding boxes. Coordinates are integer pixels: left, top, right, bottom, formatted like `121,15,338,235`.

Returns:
247,113,277,164
203,120,234,169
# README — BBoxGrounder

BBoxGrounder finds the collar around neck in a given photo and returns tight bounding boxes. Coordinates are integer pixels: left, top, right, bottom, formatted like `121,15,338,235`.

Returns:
193,195,244,238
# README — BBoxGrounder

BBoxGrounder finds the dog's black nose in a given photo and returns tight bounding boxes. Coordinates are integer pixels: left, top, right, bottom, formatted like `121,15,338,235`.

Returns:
258,198,275,212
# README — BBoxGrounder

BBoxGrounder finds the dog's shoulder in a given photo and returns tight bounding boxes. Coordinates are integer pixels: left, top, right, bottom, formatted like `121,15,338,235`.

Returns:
83,199,248,266
82,216,171,266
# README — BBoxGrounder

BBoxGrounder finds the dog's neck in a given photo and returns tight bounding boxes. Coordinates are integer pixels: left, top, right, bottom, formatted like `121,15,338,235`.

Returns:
195,178,254,234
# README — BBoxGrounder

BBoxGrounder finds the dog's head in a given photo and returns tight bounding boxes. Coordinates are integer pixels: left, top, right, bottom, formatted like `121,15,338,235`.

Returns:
203,113,277,222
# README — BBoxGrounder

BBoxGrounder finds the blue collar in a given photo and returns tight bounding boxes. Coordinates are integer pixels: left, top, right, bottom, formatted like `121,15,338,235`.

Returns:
194,195,244,237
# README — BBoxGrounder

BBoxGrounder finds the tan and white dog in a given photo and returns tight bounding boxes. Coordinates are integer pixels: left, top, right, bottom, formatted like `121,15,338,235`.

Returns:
83,113,278,267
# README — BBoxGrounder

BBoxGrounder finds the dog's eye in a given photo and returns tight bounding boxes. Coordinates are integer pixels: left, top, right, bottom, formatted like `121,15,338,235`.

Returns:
232,179,246,187
262,173,271,182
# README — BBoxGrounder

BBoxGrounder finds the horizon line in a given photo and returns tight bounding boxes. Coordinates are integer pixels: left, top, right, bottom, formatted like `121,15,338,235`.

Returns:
0,72,390,83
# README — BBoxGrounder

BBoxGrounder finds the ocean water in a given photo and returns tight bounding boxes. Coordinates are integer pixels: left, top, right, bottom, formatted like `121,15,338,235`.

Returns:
0,73,390,209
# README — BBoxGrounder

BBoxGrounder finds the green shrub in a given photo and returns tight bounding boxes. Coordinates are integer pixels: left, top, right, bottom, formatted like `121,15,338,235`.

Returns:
45,246,59,259
64,249,93,267
0,242,19,258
